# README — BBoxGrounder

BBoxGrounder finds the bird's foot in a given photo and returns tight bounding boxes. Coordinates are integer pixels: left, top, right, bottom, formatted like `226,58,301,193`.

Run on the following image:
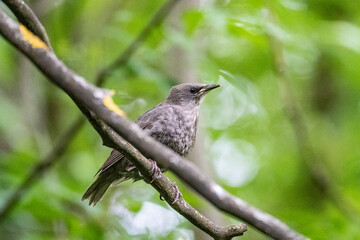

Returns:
159,182,182,204
149,160,162,183
142,160,162,184
171,182,182,204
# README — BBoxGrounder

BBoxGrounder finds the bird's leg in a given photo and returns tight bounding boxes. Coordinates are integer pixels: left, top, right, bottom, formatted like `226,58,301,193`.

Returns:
149,160,162,183
171,182,182,204
141,160,162,184
158,182,182,204
139,159,181,203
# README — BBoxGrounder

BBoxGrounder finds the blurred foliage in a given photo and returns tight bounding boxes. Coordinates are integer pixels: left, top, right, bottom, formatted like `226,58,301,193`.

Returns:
1,0,360,239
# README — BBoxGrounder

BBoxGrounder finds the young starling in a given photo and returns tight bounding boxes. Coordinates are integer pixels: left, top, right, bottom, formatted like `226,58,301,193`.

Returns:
82,83,220,206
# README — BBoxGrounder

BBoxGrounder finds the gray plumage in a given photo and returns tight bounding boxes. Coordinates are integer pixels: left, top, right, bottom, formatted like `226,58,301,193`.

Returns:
82,83,220,206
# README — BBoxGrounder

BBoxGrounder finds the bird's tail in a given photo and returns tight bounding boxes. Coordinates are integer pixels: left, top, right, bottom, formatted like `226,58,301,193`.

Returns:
82,173,126,206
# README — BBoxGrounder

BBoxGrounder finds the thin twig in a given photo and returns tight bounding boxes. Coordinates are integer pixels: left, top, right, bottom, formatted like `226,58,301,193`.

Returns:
0,10,308,239
2,0,52,50
95,0,180,86
0,0,179,221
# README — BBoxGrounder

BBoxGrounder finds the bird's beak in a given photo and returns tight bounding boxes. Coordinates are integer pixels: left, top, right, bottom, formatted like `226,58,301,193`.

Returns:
199,84,220,94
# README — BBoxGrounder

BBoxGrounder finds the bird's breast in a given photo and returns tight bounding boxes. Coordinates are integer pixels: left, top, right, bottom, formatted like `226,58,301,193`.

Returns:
150,106,199,156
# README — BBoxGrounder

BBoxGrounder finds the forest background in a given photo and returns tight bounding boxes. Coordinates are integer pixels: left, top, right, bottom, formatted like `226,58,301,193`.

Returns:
0,0,360,239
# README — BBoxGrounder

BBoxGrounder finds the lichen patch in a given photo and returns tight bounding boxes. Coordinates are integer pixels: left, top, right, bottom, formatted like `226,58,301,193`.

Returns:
103,95,126,117
19,25,48,50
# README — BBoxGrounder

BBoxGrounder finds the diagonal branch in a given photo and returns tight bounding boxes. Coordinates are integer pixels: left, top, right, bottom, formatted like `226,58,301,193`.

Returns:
0,0,179,221
95,0,180,86
0,9,308,240
76,103,247,239
2,0,52,50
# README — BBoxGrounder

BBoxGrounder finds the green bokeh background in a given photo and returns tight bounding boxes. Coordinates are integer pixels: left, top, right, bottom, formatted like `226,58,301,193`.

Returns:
0,0,359,239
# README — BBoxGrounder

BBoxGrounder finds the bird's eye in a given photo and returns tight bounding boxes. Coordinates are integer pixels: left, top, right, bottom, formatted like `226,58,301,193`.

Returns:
190,88,197,93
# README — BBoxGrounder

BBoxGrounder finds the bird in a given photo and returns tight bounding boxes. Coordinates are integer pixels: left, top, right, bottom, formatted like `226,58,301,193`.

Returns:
82,83,220,206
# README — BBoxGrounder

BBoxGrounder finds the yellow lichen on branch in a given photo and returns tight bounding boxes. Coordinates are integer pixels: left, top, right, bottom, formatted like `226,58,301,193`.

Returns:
103,95,126,117
19,25,48,50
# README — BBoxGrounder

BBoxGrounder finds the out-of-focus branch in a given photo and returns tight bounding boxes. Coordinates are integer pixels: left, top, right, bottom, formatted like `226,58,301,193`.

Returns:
0,10,308,240
265,9,357,218
2,0,52,50
0,117,85,222
0,7,247,236
0,133,12,153
0,0,179,221
95,0,180,86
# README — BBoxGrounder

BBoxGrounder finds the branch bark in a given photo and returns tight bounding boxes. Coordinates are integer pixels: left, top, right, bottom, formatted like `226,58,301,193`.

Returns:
77,104,247,239
0,0,179,221
0,1,247,239
0,8,308,240
2,0,52,50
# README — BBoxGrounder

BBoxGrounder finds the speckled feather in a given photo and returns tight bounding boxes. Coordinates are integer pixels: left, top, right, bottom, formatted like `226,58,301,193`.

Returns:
82,83,219,206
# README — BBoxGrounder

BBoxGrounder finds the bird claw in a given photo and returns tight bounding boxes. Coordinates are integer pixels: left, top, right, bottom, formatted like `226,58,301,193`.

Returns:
142,160,162,184
171,182,182,204
159,182,182,204
149,161,162,183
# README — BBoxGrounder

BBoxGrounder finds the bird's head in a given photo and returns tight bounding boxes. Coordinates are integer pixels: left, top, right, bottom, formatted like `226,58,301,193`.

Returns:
166,83,220,106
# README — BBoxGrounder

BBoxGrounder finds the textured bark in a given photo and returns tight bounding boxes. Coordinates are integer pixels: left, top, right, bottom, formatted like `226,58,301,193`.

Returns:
0,5,308,240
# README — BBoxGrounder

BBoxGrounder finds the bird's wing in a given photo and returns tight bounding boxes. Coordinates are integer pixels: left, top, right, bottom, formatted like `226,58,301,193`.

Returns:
135,103,164,131
95,149,125,175
96,103,166,175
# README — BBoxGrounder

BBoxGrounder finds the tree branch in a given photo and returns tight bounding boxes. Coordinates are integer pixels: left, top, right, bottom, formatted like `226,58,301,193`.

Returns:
2,0,52,50
77,104,247,239
95,0,180,86
0,8,308,240
0,0,179,221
